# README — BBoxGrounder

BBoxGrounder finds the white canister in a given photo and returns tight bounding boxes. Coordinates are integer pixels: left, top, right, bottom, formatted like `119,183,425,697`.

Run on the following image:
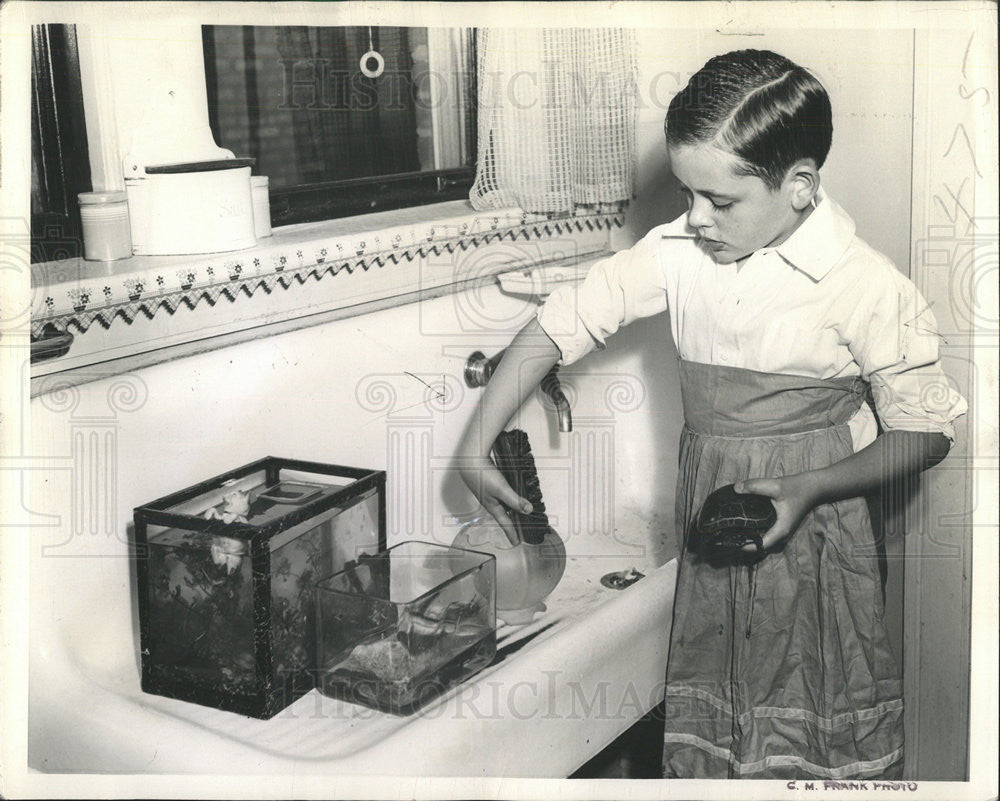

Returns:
251,176,272,238
78,191,132,261
126,164,255,256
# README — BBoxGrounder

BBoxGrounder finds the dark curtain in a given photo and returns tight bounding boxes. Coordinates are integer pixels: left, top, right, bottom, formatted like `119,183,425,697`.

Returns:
225,26,421,185
203,25,474,222
31,24,92,262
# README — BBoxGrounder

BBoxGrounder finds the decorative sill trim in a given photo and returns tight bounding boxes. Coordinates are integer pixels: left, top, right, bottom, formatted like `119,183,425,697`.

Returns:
31,204,623,339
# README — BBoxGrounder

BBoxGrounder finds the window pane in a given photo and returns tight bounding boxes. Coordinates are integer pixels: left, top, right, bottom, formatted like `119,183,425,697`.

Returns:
203,25,475,191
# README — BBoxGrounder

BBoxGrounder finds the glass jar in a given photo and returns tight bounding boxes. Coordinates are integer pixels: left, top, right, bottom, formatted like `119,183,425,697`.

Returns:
251,176,272,238
78,191,132,261
451,517,566,625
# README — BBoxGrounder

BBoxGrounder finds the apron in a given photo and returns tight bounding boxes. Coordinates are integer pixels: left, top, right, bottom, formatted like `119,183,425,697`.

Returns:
661,360,904,780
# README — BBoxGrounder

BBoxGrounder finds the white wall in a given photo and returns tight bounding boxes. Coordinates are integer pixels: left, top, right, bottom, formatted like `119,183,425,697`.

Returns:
620,27,914,270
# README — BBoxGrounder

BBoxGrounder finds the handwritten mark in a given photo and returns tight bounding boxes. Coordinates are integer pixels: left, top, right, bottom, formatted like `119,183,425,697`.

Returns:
958,31,990,105
959,31,992,104
959,83,991,106
360,398,424,426
942,125,983,178
902,303,949,344
359,373,449,427
714,22,764,36
404,371,446,400
933,178,978,229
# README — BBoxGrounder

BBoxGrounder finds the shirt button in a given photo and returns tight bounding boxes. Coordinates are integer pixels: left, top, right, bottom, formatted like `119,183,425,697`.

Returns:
718,350,730,364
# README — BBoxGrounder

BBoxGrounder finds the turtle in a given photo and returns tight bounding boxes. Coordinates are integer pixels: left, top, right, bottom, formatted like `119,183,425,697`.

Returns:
690,483,777,565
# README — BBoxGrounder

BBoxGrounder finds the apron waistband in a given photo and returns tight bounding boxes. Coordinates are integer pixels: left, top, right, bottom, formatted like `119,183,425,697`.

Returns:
679,360,868,438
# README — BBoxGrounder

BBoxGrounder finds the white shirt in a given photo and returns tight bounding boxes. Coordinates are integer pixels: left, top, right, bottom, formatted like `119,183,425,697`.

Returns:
537,191,967,448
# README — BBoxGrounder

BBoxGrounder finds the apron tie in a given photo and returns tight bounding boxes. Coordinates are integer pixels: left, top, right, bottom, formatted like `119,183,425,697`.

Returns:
745,563,758,638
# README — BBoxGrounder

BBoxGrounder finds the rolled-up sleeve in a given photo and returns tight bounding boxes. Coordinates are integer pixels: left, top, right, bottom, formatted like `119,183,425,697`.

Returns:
536,228,670,366
844,262,967,443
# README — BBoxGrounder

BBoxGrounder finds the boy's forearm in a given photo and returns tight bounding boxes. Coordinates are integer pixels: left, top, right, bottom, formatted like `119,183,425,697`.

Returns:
458,317,562,459
794,429,951,507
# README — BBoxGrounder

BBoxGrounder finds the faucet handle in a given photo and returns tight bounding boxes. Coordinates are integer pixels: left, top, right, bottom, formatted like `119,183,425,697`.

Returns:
464,349,505,388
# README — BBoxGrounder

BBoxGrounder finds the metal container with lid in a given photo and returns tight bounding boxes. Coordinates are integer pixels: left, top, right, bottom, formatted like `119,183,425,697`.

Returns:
124,157,257,256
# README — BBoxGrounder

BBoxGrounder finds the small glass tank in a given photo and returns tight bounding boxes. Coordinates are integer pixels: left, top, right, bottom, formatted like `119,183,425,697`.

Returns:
316,540,497,715
134,457,386,718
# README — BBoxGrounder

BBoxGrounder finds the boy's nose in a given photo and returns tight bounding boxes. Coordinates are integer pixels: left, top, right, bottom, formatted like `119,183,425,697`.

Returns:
686,198,714,231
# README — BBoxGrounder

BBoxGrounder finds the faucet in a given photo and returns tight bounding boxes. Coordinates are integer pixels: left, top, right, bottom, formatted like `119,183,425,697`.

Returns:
465,350,573,433
463,349,505,389
540,365,573,433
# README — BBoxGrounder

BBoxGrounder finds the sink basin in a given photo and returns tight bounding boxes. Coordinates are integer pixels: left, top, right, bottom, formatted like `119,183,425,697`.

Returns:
29,521,676,777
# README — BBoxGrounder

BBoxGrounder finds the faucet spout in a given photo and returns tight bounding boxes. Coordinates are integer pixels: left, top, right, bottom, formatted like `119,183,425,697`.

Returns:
540,366,573,433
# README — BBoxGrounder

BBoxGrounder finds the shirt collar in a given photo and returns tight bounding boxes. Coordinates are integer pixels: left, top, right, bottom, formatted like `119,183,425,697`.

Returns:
774,188,856,281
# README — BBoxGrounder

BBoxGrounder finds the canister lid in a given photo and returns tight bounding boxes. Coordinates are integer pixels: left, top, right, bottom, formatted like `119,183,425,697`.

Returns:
78,191,128,205
144,157,255,175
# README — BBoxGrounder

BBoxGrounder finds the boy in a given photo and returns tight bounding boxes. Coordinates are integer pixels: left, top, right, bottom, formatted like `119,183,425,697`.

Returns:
457,49,965,779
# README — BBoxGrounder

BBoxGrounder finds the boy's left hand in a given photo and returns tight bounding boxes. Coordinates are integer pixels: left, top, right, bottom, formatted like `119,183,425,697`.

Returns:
734,474,819,554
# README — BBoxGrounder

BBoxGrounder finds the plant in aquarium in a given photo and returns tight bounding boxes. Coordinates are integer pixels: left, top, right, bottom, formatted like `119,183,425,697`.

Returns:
147,530,257,693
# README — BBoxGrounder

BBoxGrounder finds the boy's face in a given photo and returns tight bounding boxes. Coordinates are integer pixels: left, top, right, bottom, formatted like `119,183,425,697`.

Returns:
667,143,810,265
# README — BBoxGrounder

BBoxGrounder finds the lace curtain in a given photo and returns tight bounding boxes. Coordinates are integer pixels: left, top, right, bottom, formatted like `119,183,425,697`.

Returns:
469,28,637,215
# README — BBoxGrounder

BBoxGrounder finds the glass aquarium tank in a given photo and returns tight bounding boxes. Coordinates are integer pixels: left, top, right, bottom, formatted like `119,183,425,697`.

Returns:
316,540,496,715
133,457,386,719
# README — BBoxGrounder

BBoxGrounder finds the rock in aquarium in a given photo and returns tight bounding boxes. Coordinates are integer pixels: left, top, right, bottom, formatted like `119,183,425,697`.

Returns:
134,457,386,719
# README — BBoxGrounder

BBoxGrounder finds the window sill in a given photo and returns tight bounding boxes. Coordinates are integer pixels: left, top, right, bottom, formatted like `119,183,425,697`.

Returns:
30,200,618,395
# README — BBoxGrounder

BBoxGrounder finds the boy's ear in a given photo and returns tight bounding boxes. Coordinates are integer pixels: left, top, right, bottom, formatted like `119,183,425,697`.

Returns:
785,160,821,211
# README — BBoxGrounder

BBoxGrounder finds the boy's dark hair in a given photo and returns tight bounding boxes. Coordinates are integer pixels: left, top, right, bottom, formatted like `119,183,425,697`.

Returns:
665,50,833,190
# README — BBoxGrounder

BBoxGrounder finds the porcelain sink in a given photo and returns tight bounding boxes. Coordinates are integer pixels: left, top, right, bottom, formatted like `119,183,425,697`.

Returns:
29,520,676,777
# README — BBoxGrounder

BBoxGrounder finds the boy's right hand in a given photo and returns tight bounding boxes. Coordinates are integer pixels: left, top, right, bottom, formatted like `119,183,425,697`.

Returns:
458,456,533,546
453,319,560,546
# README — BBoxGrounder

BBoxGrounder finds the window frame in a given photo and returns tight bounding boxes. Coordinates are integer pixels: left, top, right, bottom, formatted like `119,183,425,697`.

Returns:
268,167,476,226
73,21,480,234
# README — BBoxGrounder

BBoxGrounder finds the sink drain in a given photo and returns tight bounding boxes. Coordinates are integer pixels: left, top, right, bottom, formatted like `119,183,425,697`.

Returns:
600,568,645,590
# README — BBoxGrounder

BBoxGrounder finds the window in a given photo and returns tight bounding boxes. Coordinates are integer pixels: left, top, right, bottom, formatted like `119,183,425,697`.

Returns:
202,25,478,225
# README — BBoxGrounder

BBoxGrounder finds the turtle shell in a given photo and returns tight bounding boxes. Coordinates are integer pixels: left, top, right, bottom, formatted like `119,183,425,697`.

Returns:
690,484,776,563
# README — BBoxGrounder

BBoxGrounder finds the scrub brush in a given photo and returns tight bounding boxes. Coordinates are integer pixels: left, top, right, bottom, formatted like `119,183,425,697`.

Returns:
491,429,549,544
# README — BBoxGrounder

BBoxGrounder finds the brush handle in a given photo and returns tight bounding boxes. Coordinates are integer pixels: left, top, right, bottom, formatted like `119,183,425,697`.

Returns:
491,429,549,544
